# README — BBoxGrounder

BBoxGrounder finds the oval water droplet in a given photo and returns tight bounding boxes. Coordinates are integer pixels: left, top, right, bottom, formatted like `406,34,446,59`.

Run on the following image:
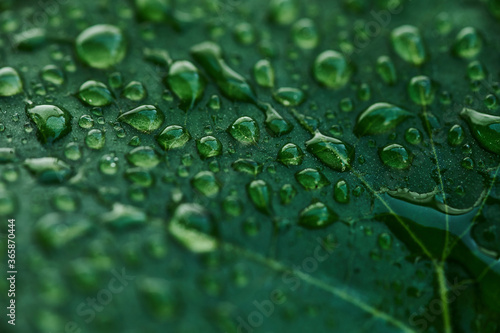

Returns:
122,81,147,101
78,80,113,106
354,102,412,136
379,144,412,169
196,136,222,159
247,179,272,215
232,159,263,176
0,67,23,96
192,171,220,197
313,50,352,89
273,87,305,106
277,143,304,166
295,168,330,190
460,107,500,155
76,24,126,69
390,25,426,65
253,59,274,88
117,105,164,133
26,104,72,144
126,146,160,168
453,27,482,59
408,76,436,106
334,179,350,204
85,129,106,150
305,131,354,172
299,202,338,229
166,60,205,111
156,125,190,150
228,116,260,144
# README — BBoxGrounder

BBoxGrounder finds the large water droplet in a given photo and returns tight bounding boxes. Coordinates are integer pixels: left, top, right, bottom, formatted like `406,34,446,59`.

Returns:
295,168,330,190
408,76,436,106
78,80,113,106
277,143,304,166
453,27,482,59
232,159,263,176
117,105,164,133
168,203,216,253
191,41,257,103
305,131,354,172
126,146,160,168
166,60,205,111
390,25,426,65
0,67,23,96
253,59,274,88
156,125,190,150
76,24,126,69
299,202,338,229
24,157,72,183
26,104,72,144
313,50,352,89
228,116,260,144
354,102,412,136
273,87,305,106
247,180,272,215
379,144,412,169
460,107,500,155
196,136,222,159
192,171,220,197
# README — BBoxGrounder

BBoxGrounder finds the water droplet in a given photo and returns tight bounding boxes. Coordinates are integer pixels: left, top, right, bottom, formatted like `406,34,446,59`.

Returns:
76,24,126,69
247,180,272,215
0,67,23,96
191,41,257,103
85,129,105,150
376,55,397,85
299,202,337,229
208,94,221,110
0,148,16,163
340,97,354,112
448,124,465,146
467,60,486,81
156,125,190,150
122,81,147,101
40,65,64,86
99,154,119,175
460,107,500,155
168,203,216,253
228,116,260,144
354,102,412,136
279,183,297,205
24,157,71,183
118,105,164,133
78,80,113,106
292,18,319,49
26,104,72,144
305,131,354,172
334,179,350,203
313,50,352,89
125,167,153,187
269,0,298,25
253,59,274,88
166,60,206,110
64,142,81,160
273,87,305,106
405,127,422,145
12,27,46,50
192,171,220,197
232,158,263,176
126,146,160,168
379,144,412,169
223,194,243,216
135,0,170,22
453,27,482,59
259,102,294,136
197,136,222,159
390,25,426,65
233,22,255,45
378,233,392,250
408,75,436,106
295,168,330,190
277,143,304,166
